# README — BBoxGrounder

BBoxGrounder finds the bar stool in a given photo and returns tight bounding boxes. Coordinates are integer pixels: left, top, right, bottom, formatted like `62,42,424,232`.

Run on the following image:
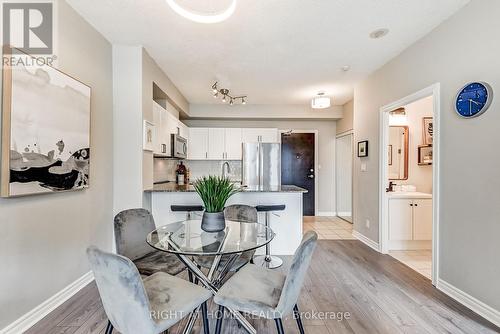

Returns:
170,205,204,220
253,204,286,269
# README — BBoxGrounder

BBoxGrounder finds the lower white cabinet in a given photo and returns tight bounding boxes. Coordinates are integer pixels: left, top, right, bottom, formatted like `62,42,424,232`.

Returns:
389,198,432,241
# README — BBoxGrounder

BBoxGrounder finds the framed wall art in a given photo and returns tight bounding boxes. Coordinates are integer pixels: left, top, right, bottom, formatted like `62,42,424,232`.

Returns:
422,117,433,145
357,140,368,157
1,48,91,197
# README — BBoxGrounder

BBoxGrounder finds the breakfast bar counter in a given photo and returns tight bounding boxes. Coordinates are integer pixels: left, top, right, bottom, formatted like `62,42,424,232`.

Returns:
146,183,307,255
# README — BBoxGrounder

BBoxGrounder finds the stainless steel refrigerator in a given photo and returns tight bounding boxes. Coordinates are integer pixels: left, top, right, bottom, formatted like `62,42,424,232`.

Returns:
242,143,281,187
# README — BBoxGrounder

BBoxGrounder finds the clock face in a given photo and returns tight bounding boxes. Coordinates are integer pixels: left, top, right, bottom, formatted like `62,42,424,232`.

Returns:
455,82,492,118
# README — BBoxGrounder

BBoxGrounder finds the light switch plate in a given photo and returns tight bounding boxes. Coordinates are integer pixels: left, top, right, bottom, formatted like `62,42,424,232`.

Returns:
361,163,367,171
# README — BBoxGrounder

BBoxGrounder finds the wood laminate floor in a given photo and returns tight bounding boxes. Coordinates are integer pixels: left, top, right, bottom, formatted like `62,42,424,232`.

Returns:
27,240,500,334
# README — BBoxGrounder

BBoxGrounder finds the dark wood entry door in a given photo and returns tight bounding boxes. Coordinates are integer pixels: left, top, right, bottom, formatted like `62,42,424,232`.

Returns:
281,133,315,216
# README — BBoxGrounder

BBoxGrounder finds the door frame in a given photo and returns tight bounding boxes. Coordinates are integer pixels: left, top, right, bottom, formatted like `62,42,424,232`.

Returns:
279,129,319,216
379,83,440,286
335,130,354,223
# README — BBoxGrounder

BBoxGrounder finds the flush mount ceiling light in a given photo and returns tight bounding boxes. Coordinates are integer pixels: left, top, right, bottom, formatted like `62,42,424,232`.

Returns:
311,92,331,109
369,28,389,39
212,82,246,105
166,0,237,24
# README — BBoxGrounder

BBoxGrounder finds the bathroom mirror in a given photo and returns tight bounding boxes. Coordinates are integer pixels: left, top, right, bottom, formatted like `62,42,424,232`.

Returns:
388,126,409,180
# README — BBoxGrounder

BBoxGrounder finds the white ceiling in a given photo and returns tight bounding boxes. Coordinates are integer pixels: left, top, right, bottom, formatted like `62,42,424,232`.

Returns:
67,0,468,106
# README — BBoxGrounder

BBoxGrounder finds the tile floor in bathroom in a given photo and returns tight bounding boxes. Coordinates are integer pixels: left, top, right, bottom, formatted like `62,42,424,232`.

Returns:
389,250,432,279
303,216,355,240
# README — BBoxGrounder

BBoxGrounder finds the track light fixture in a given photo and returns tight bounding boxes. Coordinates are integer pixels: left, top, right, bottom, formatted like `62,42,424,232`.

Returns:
211,82,247,105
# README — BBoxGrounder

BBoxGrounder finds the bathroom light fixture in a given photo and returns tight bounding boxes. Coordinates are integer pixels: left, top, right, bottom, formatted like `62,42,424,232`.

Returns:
389,107,408,125
211,82,247,105
166,0,237,24
311,92,331,109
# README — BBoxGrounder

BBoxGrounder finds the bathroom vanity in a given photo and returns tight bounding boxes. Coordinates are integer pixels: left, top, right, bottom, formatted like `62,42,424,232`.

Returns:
388,192,432,250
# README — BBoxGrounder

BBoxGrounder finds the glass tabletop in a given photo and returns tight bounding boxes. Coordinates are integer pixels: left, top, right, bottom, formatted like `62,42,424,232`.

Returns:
147,219,275,256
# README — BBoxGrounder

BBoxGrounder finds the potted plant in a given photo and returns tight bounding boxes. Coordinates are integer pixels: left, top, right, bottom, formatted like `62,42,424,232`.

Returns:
194,175,239,232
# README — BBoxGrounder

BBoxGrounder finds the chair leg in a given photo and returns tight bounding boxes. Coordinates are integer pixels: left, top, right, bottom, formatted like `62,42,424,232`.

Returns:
201,302,209,334
105,320,113,334
274,318,285,334
188,270,193,283
215,305,224,334
294,304,305,334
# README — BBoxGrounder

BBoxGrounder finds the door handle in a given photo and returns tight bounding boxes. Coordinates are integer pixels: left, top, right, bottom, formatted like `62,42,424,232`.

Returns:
307,175,314,179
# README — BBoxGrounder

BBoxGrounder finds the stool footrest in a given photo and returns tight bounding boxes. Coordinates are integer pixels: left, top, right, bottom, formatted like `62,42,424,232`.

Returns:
171,205,204,212
256,204,286,212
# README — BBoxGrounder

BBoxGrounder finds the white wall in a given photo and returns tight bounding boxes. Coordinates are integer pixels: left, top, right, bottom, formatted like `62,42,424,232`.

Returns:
185,118,337,214
337,100,353,134
0,0,114,329
353,0,500,313
112,46,143,214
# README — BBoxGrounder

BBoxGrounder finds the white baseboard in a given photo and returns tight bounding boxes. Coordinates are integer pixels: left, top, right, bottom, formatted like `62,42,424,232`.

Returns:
0,271,94,334
437,279,500,328
336,211,352,217
352,230,380,252
316,211,336,217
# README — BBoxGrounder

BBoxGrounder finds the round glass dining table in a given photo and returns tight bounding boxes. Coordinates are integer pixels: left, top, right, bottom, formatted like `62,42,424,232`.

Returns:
146,219,274,334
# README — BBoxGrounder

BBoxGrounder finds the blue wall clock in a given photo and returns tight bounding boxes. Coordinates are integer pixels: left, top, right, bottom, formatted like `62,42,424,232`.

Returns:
455,82,493,118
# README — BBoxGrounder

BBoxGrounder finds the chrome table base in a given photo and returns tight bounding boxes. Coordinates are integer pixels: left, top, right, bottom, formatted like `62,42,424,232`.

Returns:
253,254,283,269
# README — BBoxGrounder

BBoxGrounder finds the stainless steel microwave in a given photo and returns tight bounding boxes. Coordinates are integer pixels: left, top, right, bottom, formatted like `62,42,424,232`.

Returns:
171,134,187,159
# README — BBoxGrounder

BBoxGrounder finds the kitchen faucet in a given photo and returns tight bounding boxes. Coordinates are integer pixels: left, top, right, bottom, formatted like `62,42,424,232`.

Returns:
222,161,231,179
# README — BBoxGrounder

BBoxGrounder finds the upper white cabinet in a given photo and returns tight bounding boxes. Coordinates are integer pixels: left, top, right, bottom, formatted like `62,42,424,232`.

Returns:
187,126,277,160
242,128,278,143
389,197,432,242
225,128,242,159
189,128,243,160
208,128,225,160
188,128,209,160
152,101,188,156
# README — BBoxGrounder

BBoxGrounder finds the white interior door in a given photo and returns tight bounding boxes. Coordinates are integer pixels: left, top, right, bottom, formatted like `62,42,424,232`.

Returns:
335,133,353,222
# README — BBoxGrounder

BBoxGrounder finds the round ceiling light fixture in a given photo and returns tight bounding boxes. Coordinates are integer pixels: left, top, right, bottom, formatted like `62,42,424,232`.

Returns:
369,28,389,39
311,92,331,109
166,0,237,24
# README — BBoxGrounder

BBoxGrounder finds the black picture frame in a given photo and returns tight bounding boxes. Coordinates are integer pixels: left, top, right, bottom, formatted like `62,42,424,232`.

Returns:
358,140,369,157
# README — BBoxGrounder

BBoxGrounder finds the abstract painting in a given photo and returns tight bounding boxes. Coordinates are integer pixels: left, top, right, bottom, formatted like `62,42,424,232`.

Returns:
1,49,91,197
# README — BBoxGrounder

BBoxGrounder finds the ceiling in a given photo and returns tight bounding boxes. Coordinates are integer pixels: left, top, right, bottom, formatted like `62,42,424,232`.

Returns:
66,0,468,106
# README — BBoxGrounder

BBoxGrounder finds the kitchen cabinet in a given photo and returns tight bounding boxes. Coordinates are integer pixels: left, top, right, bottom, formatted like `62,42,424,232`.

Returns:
242,128,278,143
188,127,277,160
208,128,225,159
188,128,209,160
389,198,432,241
413,199,433,240
224,128,242,159
152,101,188,156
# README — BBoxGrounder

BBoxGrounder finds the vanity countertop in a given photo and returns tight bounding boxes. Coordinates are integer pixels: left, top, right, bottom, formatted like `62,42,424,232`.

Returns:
387,191,432,199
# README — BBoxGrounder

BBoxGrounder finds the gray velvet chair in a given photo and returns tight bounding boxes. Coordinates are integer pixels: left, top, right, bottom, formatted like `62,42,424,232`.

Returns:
194,204,259,272
213,231,318,334
114,208,185,276
87,246,212,334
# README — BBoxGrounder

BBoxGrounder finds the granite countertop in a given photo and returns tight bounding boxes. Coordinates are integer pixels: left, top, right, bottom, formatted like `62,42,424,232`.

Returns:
145,182,307,193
